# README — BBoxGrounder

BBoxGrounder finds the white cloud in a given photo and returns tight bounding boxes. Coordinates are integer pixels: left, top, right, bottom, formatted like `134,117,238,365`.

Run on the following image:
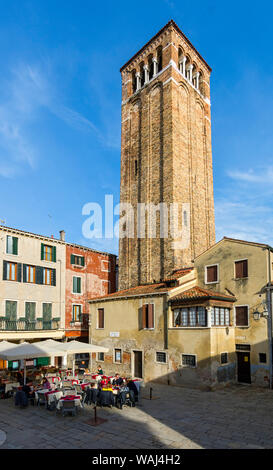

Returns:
227,166,273,184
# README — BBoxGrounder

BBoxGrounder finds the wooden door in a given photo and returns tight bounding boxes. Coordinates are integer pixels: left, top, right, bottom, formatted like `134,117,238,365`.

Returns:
134,351,143,378
25,302,36,330
237,352,251,384
5,301,17,330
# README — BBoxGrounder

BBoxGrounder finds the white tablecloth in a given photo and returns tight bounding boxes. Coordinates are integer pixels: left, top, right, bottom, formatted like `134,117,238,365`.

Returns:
35,389,63,405
57,396,82,410
4,382,20,393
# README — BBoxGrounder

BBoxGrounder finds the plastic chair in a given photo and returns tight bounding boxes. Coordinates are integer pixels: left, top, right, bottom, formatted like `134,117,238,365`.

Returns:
61,400,76,417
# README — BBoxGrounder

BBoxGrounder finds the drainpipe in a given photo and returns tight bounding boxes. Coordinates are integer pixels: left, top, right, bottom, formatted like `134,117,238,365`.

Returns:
267,247,273,390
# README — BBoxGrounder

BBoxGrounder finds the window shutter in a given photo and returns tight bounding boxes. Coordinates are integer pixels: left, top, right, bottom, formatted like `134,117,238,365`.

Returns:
13,237,18,255
73,277,77,292
142,304,148,329
3,261,7,280
41,243,44,260
98,308,104,328
77,277,81,293
243,260,248,278
17,263,22,282
23,264,27,283
235,260,248,279
71,254,75,265
81,256,85,267
35,266,43,285
52,269,56,286
236,306,248,326
207,265,218,282
52,246,56,262
148,304,154,328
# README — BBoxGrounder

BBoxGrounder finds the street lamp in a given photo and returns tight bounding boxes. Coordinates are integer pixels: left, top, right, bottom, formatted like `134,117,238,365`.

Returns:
253,311,261,321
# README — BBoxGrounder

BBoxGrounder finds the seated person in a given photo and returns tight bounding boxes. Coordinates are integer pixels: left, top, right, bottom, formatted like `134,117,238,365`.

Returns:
127,378,139,402
22,384,36,404
112,373,124,387
97,365,103,375
16,371,24,386
85,383,99,405
41,378,51,390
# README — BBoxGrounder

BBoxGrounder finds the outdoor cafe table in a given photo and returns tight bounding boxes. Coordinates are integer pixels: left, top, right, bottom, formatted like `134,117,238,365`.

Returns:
3,381,20,394
56,394,82,410
35,389,63,405
46,376,62,384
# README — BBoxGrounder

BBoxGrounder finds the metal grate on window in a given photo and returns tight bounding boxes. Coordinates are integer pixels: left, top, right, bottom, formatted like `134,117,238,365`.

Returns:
156,352,167,363
182,354,196,367
221,352,228,364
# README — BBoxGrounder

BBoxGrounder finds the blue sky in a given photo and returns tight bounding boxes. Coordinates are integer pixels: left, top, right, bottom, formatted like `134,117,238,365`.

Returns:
0,0,273,255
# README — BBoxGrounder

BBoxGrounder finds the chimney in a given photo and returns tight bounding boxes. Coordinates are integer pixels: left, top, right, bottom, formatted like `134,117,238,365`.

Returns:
59,230,65,241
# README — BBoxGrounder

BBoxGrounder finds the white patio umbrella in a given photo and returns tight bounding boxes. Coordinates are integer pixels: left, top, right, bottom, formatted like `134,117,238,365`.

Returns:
43,340,109,376
0,341,67,384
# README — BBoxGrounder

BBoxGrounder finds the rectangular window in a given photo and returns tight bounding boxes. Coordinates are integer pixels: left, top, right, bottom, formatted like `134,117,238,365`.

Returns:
98,352,104,362
235,306,249,326
72,305,82,322
182,354,196,368
221,352,228,364
156,352,167,363
236,344,251,351
6,262,17,281
43,268,54,286
173,307,207,327
5,300,17,321
73,276,81,294
101,260,110,272
211,307,230,326
142,304,154,329
71,254,85,266
206,265,218,283
41,244,56,262
259,353,267,363
26,265,35,283
98,308,104,329
6,236,18,255
235,260,248,279
114,349,122,363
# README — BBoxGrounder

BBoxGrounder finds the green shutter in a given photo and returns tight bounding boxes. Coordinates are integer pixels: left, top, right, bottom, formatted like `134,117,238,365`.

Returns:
41,243,44,260
77,277,81,293
3,261,7,280
52,269,56,286
71,254,75,265
73,277,77,293
17,263,22,282
81,256,85,267
13,237,18,255
52,246,56,262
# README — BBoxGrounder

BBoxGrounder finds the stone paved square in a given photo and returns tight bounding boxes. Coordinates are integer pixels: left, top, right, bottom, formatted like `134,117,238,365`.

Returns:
0,383,273,449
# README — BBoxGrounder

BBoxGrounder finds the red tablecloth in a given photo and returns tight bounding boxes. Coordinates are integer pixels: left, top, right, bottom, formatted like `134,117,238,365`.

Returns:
62,395,81,401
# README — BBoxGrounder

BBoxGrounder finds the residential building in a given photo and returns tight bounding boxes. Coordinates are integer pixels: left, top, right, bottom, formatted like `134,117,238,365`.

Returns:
119,19,215,290
194,237,273,386
65,242,117,342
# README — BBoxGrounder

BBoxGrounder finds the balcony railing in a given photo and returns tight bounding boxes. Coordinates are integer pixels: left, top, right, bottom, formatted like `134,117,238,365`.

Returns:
0,318,61,331
69,313,89,329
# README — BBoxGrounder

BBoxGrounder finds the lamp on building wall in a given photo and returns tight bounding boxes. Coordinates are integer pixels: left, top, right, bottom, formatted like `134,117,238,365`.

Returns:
253,311,261,321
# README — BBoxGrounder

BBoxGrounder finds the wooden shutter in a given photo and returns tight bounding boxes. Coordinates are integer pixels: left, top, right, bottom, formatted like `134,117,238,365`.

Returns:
235,260,248,279
236,306,248,326
142,304,148,329
17,263,22,282
207,265,218,282
13,237,18,255
23,264,27,283
77,277,81,293
3,261,7,280
71,254,75,265
52,246,56,262
81,256,85,267
52,269,56,286
98,308,104,328
148,304,154,328
41,243,44,260
35,266,43,285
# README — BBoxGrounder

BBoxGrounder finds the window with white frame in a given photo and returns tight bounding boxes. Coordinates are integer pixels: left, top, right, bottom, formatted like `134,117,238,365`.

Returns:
97,352,104,362
211,307,230,326
114,348,122,363
73,276,82,294
205,264,219,284
182,354,196,368
72,304,82,322
173,307,207,327
156,352,167,363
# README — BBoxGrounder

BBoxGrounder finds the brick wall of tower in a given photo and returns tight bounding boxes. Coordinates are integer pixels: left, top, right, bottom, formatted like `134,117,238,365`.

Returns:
119,22,215,290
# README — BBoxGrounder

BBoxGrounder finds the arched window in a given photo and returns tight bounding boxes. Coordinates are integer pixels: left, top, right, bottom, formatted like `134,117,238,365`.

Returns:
132,69,137,93
148,55,153,81
140,62,145,88
157,46,163,73
178,47,183,73
192,63,197,88
199,71,204,95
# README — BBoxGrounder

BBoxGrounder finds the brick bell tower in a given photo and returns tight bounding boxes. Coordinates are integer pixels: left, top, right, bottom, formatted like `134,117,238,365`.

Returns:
118,20,215,290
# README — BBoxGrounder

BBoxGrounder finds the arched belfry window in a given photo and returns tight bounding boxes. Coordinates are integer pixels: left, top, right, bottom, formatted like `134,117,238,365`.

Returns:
157,46,163,73
132,69,137,93
199,71,204,95
140,62,145,87
178,47,183,73
148,55,153,80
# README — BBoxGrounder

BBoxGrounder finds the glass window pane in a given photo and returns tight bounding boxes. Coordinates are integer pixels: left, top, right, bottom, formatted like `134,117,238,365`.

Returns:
215,307,220,326
181,308,188,326
174,309,180,327
189,307,196,326
225,309,230,326
197,307,206,326
220,308,225,325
